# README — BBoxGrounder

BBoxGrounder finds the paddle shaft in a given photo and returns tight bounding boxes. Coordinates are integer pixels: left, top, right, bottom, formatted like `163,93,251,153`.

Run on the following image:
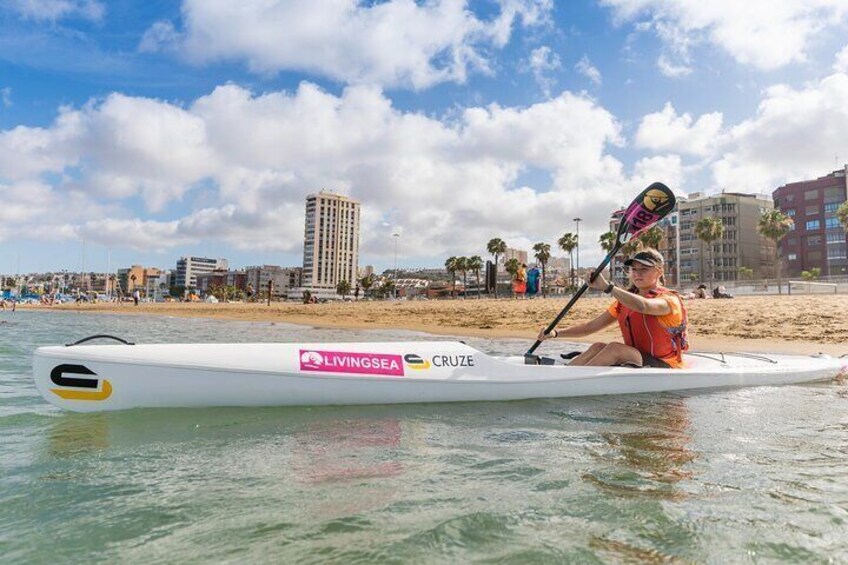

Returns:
525,245,619,356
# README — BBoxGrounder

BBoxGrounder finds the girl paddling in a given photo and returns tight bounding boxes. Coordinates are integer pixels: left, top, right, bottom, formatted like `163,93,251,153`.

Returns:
537,248,688,368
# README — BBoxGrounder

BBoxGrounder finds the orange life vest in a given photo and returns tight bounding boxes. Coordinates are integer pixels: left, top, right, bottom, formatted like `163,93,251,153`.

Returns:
614,287,689,366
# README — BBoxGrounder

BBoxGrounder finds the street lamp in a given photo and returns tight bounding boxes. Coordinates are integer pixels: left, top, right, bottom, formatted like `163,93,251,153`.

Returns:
573,217,582,279
392,231,400,299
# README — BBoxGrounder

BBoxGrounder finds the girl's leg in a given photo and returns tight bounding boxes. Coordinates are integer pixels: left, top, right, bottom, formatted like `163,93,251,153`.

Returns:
568,342,607,366
582,342,643,367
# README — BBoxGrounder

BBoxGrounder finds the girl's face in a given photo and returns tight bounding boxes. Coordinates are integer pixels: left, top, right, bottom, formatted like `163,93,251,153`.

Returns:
628,264,662,290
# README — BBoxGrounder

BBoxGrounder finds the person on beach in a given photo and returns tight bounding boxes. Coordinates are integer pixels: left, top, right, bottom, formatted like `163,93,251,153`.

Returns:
512,263,527,299
683,284,710,300
132,289,140,306
536,248,688,368
525,265,540,299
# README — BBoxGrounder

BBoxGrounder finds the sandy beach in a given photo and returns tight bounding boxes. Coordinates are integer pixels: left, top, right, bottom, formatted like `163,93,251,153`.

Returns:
26,294,848,356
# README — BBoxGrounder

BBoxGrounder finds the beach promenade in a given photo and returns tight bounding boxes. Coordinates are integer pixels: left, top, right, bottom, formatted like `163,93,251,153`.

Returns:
27,294,848,356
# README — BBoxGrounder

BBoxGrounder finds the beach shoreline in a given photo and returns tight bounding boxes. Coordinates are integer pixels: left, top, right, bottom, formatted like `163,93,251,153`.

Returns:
18,295,848,356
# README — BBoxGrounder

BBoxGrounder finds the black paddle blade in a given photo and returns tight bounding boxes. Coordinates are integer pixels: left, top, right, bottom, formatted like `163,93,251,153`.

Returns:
616,182,676,246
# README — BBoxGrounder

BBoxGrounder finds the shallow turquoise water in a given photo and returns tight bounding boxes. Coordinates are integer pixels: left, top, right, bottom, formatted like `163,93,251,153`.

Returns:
2,310,847,563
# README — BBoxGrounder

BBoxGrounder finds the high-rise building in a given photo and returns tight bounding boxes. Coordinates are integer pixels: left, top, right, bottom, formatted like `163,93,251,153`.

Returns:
302,191,360,295
773,166,847,277
174,257,228,290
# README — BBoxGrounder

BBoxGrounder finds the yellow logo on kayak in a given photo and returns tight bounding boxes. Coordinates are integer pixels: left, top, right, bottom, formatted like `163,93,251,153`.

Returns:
49,364,112,401
643,188,669,212
404,354,431,370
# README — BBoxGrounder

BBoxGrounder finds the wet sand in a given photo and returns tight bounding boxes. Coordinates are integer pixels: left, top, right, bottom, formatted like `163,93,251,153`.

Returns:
24,294,848,355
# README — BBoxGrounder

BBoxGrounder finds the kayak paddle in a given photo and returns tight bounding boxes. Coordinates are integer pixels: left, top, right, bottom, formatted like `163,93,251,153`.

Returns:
524,182,676,362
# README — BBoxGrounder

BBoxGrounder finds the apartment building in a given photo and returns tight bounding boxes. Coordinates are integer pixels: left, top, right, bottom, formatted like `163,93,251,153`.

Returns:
773,166,848,277
174,257,228,290
117,265,164,294
676,192,775,283
610,192,776,286
244,265,303,297
301,192,360,296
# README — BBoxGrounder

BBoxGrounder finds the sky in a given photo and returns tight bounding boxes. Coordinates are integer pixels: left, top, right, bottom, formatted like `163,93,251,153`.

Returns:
2,0,848,275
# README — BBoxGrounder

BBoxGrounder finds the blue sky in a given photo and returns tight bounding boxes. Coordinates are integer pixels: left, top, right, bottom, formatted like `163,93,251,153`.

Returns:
2,0,848,275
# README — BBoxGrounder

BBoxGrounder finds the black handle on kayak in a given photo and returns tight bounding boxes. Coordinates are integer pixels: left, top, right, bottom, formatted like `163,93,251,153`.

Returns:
65,334,135,347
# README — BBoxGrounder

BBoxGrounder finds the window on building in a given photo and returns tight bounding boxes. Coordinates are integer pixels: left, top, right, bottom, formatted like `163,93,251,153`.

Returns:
805,205,819,215
785,208,796,217
824,187,845,203
808,251,822,261
805,220,820,230
828,245,847,260
787,253,797,261
827,232,846,244
786,238,797,246
825,218,841,229
784,194,795,203
804,190,818,200
824,202,840,214
806,235,822,246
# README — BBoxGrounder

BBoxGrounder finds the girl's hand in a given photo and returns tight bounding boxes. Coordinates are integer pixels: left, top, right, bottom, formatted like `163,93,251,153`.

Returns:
537,327,558,341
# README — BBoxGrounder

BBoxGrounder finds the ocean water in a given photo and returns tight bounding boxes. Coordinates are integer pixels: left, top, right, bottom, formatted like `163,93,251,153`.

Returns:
1,310,847,564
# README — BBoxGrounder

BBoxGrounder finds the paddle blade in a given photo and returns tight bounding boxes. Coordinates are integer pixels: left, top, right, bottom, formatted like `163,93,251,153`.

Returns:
617,182,676,245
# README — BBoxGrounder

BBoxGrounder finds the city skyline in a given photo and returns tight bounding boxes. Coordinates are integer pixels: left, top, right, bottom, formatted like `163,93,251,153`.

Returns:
2,1,848,274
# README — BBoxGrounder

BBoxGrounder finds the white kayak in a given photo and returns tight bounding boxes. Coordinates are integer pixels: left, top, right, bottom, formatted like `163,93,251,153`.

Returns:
33,340,847,412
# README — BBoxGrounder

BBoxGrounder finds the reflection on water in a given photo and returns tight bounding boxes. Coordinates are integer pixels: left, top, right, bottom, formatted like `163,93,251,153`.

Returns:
584,398,696,501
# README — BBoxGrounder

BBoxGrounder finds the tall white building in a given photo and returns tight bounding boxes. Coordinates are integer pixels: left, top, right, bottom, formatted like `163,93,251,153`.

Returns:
302,192,360,295
174,256,228,290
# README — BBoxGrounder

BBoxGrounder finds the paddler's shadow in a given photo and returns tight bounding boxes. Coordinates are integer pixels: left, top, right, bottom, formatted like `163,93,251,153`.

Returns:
581,396,697,501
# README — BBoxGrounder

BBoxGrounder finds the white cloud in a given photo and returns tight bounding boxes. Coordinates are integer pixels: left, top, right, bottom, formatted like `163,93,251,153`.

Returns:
575,54,602,85
1,87,11,108
711,72,848,192
656,54,692,77
635,102,724,156
0,82,643,263
527,46,562,97
603,0,848,71
835,44,848,72
138,21,181,54
141,0,552,90
631,155,685,195
6,0,105,22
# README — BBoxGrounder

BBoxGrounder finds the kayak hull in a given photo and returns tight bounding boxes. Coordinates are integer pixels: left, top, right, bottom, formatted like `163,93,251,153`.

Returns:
33,342,847,412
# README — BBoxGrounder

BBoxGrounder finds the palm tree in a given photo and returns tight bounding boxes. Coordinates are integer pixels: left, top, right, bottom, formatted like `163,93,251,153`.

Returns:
445,256,459,298
639,225,665,250
467,255,484,298
486,238,507,298
336,279,351,298
758,209,794,295
599,231,617,281
695,217,725,285
837,202,848,231
532,242,551,298
359,274,374,298
504,258,520,278
456,256,468,299
558,232,578,288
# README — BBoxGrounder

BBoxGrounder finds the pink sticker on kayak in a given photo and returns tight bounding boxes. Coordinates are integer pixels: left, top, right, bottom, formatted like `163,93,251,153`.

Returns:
299,350,405,376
